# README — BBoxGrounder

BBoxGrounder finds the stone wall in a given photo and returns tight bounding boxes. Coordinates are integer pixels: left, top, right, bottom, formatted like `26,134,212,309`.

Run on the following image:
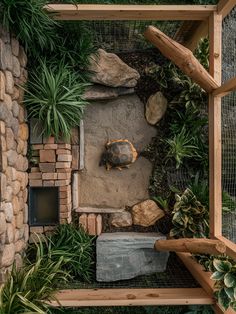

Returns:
0,27,28,282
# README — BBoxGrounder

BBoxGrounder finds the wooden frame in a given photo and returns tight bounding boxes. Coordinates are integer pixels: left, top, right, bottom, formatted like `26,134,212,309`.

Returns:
45,1,236,312
45,4,216,20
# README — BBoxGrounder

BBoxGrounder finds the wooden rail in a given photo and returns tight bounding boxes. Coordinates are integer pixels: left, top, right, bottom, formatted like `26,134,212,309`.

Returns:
45,4,217,21
50,288,214,307
218,0,236,18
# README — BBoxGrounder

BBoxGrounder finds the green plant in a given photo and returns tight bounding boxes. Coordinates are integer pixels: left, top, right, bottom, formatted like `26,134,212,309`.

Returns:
196,255,236,311
153,196,170,212
24,61,89,141
0,237,69,314
0,0,57,55
194,38,209,70
28,224,95,282
170,188,209,238
165,128,200,169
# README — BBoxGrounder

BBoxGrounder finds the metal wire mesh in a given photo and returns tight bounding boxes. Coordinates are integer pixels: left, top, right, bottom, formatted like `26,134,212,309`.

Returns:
64,253,199,289
222,7,236,242
79,20,181,52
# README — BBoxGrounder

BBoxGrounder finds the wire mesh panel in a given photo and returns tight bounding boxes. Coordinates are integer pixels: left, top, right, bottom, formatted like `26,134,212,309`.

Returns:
78,20,181,52
222,7,236,242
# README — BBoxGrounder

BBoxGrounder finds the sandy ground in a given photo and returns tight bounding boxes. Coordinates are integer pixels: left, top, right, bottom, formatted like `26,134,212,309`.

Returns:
79,94,156,209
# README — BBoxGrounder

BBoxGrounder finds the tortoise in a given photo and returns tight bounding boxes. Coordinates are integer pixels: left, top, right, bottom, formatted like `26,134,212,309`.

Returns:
99,139,138,170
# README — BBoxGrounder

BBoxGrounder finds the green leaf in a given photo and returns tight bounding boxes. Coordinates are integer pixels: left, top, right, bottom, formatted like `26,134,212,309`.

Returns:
218,288,231,310
224,272,236,288
213,260,232,273
224,287,235,301
211,271,225,281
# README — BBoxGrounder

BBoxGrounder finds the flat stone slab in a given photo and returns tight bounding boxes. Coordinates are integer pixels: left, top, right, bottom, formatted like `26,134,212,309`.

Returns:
96,232,169,282
84,84,135,101
79,94,156,209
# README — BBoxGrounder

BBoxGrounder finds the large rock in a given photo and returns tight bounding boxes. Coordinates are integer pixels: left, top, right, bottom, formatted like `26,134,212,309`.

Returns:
110,211,132,227
96,232,169,282
89,49,140,88
132,200,165,227
145,91,168,125
84,84,135,101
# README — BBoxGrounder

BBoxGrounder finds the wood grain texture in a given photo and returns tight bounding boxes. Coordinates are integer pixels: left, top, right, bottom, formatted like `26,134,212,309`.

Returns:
144,26,219,92
45,4,216,21
208,12,222,238
155,238,226,255
218,0,236,18
49,288,214,307
213,76,236,97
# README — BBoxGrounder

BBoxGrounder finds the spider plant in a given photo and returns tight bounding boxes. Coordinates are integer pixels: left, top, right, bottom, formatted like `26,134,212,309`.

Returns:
165,127,200,169
0,237,70,314
24,61,89,141
0,0,57,55
28,224,95,282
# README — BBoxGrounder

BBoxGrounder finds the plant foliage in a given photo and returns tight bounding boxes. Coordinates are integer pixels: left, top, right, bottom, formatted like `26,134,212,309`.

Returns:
0,0,57,55
0,237,70,314
28,224,95,282
170,188,209,238
24,61,89,141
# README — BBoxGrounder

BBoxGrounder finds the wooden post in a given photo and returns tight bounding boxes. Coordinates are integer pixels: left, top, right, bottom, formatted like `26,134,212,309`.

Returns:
144,26,219,92
208,12,222,238
155,238,226,256
218,0,236,18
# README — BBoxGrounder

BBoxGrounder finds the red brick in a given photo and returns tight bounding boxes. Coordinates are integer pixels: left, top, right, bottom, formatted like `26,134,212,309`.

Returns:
60,190,71,199
44,144,58,150
43,136,55,144
60,212,71,219
56,162,71,169
87,214,96,236
60,197,71,205
30,226,44,233
32,144,43,150
57,154,72,162
60,204,72,212
42,173,57,180
96,214,102,235
30,167,40,173
29,172,42,180
79,214,87,232
40,150,56,163
39,163,55,172
56,149,71,155
29,179,42,186
59,185,71,192
56,168,71,173
57,144,71,150
57,172,71,180
55,179,70,186
43,180,55,186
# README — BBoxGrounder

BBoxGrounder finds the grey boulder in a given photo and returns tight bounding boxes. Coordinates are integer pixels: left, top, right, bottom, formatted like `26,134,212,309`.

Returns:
96,232,169,282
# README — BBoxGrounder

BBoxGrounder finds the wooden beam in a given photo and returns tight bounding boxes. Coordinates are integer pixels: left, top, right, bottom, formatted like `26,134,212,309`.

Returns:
208,12,222,238
49,288,214,307
177,252,214,296
214,235,236,260
144,26,219,92
213,76,236,97
155,238,226,256
218,0,236,18
45,4,217,21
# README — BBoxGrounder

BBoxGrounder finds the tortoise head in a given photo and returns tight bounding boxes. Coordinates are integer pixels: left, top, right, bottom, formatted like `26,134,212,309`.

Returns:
99,151,110,167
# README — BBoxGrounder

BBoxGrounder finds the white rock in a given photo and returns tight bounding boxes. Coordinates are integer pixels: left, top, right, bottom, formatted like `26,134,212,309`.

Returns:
145,91,168,125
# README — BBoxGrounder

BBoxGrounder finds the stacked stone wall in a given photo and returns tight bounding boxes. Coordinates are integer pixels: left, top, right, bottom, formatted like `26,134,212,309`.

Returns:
0,27,28,282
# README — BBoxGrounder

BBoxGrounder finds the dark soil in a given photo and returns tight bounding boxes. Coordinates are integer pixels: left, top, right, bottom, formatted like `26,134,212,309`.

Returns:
118,48,167,103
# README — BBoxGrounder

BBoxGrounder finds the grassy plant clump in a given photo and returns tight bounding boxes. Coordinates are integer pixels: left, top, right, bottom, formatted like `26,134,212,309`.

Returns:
0,238,70,314
0,0,57,55
28,224,95,282
24,61,89,141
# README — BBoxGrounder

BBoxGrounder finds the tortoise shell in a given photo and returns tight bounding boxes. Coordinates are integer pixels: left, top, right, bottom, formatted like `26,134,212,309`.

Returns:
105,139,138,168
